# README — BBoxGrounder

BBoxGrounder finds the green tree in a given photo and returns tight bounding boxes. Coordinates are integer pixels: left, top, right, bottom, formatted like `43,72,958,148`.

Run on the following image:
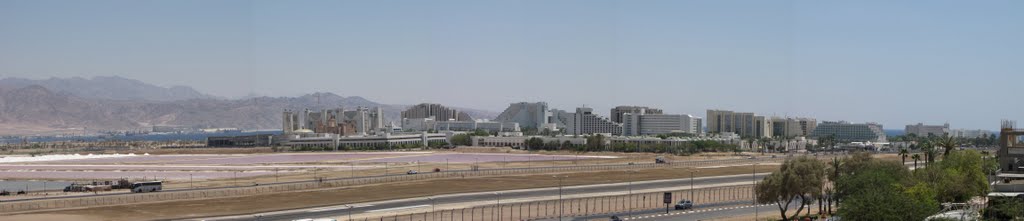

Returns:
836,159,938,221
915,150,989,203
899,148,909,165
935,134,959,158
911,153,921,170
585,134,605,151
450,134,472,146
755,156,825,220
524,137,545,150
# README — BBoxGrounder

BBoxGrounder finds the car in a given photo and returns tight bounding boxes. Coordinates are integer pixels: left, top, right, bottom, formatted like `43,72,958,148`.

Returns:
609,215,623,221
406,170,419,174
674,200,693,210
747,156,756,159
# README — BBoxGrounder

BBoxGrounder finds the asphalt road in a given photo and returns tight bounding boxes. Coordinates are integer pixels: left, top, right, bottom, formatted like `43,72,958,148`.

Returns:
569,199,805,221
197,173,770,221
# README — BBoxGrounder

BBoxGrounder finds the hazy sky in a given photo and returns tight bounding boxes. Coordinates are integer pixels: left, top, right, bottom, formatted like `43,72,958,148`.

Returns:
1,0,1021,130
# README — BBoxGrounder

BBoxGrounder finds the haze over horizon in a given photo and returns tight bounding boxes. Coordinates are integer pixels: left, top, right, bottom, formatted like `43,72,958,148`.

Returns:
2,0,1022,130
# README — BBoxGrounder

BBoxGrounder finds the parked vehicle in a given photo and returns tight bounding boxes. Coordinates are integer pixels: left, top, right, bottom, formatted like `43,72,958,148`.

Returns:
609,215,623,221
655,156,667,164
131,181,162,193
674,200,693,210
406,170,419,175
433,168,441,172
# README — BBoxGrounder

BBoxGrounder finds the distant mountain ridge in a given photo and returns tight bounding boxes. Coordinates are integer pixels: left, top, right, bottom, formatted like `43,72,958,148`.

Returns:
0,76,217,101
0,76,498,135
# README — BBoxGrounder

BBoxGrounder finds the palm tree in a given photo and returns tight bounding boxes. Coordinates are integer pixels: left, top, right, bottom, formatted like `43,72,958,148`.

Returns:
911,154,921,170
898,148,909,165
759,137,773,154
919,141,936,164
936,134,959,157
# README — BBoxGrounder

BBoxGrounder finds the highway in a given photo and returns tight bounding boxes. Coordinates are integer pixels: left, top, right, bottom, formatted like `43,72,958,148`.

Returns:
576,199,806,221
195,172,770,221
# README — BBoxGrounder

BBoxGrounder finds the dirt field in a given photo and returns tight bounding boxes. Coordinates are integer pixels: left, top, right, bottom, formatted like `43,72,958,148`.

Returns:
7,164,780,221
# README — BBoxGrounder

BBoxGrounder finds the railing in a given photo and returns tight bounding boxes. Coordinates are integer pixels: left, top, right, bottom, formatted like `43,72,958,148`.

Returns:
0,156,792,214
362,184,756,221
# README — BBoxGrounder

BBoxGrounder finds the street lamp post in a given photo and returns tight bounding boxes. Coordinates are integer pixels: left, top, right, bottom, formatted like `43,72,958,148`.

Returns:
690,170,698,201
753,163,758,220
190,173,193,189
494,192,502,221
345,205,353,221
428,197,436,219
627,170,635,218
554,175,566,219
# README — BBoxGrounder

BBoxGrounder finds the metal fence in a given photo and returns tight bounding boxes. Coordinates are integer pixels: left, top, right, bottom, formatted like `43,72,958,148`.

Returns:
0,157,786,214
361,184,756,221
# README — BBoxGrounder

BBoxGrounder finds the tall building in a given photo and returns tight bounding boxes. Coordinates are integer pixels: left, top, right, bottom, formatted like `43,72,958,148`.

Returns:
622,113,702,136
493,102,554,130
771,117,817,138
610,106,663,123
566,107,622,136
706,109,772,138
401,103,473,122
905,123,950,137
283,107,385,136
809,121,887,142
549,109,573,130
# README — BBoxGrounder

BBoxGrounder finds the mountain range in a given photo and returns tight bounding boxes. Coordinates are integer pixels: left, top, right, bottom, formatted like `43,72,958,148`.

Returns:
0,76,498,135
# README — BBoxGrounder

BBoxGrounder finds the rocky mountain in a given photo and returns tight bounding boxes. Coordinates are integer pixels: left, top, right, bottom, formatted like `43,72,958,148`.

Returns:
0,78,498,135
0,76,217,101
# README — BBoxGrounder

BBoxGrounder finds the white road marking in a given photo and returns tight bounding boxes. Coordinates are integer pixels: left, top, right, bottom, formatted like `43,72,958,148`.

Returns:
365,205,430,213
306,204,374,212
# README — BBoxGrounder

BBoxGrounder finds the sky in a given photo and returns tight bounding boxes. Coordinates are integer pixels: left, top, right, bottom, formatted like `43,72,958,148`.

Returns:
1,0,1022,130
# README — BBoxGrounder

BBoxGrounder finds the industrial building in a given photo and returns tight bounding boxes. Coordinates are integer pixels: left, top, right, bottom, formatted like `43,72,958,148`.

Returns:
206,134,278,147
401,103,473,122
471,136,587,148
401,117,521,134
282,132,449,149
808,121,887,142
706,109,773,138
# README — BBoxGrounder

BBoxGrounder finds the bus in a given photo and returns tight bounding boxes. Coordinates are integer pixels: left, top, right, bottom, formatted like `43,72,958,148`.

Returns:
130,181,162,193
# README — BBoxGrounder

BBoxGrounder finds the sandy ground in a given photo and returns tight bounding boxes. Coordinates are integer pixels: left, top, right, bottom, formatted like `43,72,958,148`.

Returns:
6,164,780,221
